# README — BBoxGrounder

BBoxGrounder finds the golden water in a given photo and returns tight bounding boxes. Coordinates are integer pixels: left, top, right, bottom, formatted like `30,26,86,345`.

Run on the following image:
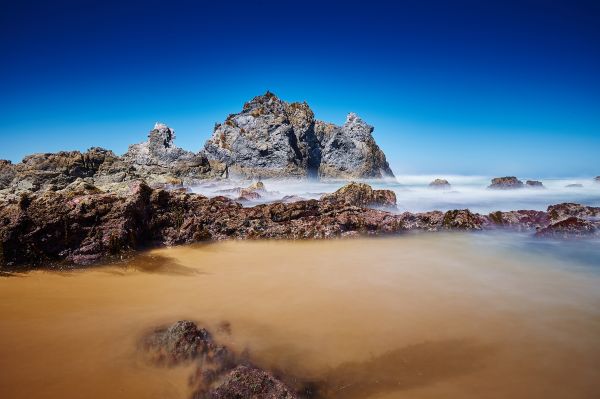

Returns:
1,234,599,398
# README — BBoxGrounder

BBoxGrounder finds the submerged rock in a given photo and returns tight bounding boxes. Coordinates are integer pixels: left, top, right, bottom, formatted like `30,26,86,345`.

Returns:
595,176,600,183
320,182,396,208
204,365,297,399
565,184,583,188
141,320,217,365
141,320,297,399
488,176,524,189
203,92,394,179
429,179,451,189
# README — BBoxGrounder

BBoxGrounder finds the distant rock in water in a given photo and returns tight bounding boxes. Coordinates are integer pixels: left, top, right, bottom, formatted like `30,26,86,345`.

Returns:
488,176,524,189
566,183,583,188
595,176,600,183
525,180,545,188
321,182,396,208
429,179,451,189
203,92,394,179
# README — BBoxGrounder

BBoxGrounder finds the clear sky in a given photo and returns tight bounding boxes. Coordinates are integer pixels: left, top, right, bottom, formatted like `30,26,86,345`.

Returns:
1,0,599,177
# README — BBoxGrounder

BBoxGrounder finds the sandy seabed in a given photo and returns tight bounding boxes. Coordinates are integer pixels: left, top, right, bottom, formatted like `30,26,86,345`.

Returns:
1,233,599,399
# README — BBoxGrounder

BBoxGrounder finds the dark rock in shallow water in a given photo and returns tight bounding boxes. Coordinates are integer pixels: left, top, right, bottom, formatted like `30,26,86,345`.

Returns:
141,320,217,366
320,182,396,208
566,184,583,188
141,321,297,399
204,92,394,179
429,179,451,189
525,180,544,188
203,365,297,399
595,176,600,183
488,176,524,189
536,217,597,238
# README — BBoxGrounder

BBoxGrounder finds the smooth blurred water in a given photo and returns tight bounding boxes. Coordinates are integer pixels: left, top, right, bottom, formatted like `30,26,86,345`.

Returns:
191,175,600,213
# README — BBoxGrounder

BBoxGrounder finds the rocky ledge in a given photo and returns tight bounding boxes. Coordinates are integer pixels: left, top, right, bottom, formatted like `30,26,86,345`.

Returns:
1,182,598,270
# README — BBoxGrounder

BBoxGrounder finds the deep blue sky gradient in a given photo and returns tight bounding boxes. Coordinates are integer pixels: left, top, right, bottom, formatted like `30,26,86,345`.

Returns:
1,0,599,176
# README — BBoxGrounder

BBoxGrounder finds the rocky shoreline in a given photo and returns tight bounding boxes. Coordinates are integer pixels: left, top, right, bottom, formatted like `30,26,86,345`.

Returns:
1,180,598,270
1,92,598,270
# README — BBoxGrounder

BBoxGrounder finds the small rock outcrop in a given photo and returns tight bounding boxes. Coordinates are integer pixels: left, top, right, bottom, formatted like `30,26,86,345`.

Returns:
206,365,297,399
488,176,524,189
536,217,596,238
122,122,213,185
526,180,544,188
203,92,394,179
429,179,451,189
320,182,396,208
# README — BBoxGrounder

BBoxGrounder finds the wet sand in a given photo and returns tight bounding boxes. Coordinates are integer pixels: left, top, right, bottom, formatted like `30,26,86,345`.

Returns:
1,233,599,398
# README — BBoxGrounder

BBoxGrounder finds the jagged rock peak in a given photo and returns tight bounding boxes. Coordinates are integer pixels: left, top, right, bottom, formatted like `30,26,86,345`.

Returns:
203,92,394,179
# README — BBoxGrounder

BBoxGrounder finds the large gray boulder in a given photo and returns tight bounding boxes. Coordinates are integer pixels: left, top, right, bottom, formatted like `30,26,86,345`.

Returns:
203,92,394,179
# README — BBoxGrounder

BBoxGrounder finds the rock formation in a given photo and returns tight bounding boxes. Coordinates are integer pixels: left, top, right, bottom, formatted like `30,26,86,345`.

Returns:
203,92,394,179
121,122,212,183
429,179,451,189
526,180,544,188
0,124,222,199
488,176,524,189
321,182,396,208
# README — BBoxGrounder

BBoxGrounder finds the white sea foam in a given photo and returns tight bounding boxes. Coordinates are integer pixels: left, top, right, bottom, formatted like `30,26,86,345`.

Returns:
190,175,600,214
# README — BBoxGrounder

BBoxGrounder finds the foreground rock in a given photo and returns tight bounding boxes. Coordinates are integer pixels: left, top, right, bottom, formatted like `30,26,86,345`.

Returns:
141,321,297,399
203,92,394,179
488,176,524,189
1,182,598,269
429,179,451,189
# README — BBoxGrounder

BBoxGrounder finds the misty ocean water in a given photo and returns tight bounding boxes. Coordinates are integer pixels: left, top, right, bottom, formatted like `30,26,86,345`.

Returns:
190,175,600,213
1,233,599,399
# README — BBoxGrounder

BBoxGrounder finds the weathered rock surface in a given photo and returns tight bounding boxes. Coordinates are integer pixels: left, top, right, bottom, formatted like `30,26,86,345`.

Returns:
122,122,214,185
320,182,396,208
1,184,598,270
488,176,524,189
429,179,451,189
536,217,597,238
205,365,297,399
526,180,544,188
204,92,394,179
0,124,222,199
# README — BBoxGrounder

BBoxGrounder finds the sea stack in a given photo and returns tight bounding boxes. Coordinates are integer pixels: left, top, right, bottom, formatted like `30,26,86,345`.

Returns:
488,176,524,189
429,179,451,189
526,180,545,188
203,92,394,179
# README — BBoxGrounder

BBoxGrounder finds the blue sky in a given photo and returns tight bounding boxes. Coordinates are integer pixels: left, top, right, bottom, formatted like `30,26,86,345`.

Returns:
1,0,599,176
